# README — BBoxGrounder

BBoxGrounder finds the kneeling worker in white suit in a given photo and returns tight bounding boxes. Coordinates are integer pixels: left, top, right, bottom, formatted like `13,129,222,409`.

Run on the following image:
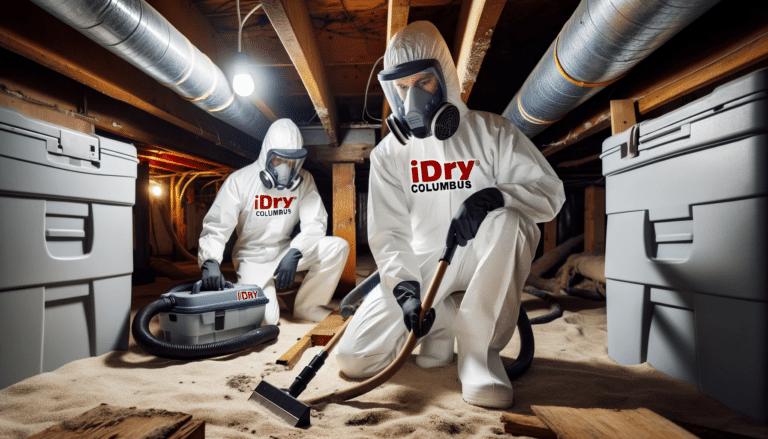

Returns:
334,21,564,409
198,118,349,324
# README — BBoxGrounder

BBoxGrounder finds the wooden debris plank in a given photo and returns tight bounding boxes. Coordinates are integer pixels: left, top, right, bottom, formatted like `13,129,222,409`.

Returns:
277,311,346,369
276,334,312,370
28,404,204,439
531,406,698,439
500,413,558,439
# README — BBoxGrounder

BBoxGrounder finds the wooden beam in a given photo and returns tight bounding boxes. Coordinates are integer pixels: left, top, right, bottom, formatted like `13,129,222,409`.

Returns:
305,142,373,166
261,0,339,146
0,54,252,169
381,0,410,138
539,20,768,157
636,31,768,115
452,0,506,103
147,0,281,122
584,186,606,253
333,163,357,295
556,153,601,169
0,1,243,152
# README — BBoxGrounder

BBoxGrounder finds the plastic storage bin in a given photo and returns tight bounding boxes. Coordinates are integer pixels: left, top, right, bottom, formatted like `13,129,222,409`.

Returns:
0,105,138,389
600,68,768,422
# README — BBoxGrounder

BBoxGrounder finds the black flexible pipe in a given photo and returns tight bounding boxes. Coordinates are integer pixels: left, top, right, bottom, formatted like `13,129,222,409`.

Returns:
505,306,535,380
524,286,564,325
132,292,279,360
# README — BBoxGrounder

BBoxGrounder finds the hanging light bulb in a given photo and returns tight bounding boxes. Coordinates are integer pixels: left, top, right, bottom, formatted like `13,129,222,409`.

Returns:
150,182,162,197
232,51,254,97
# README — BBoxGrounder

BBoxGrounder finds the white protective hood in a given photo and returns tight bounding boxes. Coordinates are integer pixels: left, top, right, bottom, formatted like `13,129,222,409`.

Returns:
258,118,304,170
384,21,468,117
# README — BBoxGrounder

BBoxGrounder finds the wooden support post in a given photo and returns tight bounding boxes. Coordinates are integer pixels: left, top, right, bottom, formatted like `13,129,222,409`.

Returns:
610,99,637,135
579,99,636,254
542,217,557,254
381,0,410,138
333,163,356,295
584,186,605,253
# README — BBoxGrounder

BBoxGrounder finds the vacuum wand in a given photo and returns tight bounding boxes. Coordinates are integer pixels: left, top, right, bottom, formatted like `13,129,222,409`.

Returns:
248,269,383,428
303,242,458,406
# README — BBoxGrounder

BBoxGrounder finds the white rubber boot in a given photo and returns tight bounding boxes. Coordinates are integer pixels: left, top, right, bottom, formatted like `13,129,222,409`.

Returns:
453,209,537,409
293,236,349,322
416,296,457,369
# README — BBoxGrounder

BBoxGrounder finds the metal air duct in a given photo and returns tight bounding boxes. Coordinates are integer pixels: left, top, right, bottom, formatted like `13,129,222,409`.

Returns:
29,0,269,156
503,0,721,139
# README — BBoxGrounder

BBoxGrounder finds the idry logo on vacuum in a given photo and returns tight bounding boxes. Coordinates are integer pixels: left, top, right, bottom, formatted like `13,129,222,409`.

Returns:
411,159,475,193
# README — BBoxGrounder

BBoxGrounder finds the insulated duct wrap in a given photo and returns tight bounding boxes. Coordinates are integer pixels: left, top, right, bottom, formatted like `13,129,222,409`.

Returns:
503,0,720,138
30,0,269,148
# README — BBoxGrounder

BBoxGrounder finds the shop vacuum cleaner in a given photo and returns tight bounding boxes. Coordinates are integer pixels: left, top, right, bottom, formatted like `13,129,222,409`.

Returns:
132,280,279,360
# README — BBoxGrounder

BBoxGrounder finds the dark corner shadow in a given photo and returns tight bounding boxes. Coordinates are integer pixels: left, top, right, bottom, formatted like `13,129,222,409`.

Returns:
523,293,606,315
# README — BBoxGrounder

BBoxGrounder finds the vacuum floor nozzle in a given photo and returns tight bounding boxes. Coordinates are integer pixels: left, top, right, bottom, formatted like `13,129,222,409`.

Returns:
249,380,311,427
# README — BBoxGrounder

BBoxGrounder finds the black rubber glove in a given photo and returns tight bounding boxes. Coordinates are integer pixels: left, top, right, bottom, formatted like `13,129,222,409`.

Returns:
201,259,226,291
394,281,435,338
446,187,504,248
274,248,303,289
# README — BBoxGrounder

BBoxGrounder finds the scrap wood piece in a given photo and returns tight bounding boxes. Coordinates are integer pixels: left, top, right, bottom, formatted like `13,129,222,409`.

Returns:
531,406,697,439
28,404,205,439
277,311,346,369
500,413,557,439
503,408,759,439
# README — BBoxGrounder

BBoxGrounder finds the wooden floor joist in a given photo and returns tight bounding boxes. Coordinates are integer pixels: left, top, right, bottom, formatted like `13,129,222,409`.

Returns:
277,311,346,369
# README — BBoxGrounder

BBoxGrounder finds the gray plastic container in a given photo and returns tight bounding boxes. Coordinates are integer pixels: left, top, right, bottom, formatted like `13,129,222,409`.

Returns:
0,105,138,389
600,68,768,422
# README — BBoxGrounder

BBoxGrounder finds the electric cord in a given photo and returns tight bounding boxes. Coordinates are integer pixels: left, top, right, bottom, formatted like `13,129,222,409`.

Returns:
362,55,385,122
237,1,263,53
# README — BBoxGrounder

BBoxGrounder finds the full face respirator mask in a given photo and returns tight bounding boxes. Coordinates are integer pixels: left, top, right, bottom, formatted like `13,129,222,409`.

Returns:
378,59,460,145
260,148,307,191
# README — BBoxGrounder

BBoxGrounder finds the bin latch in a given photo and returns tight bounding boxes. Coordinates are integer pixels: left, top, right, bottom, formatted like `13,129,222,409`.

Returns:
48,130,100,163
620,124,639,160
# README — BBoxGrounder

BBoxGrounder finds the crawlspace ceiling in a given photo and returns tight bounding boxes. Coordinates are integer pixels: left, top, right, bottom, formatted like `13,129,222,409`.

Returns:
0,0,766,186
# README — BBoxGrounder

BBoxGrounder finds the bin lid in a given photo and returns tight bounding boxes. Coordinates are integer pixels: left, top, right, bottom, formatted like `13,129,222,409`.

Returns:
600,68,768,172
0,104,138,163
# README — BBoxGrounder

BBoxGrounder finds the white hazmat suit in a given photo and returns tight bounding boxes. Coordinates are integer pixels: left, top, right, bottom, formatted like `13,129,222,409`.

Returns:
334,22,565,408
198,119,349,324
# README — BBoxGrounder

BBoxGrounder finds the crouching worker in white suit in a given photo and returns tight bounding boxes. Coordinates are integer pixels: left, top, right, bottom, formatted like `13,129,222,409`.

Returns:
198,118,349,324
334,22,565,409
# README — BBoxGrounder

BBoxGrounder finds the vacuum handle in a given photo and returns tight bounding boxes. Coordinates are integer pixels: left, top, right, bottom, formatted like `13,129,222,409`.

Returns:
303,245,455,405
440,241,458,264
287,351,328,398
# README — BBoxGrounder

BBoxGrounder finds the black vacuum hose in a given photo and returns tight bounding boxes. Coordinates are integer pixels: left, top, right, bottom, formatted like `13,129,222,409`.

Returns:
505,306,535,380
132,285,279,360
